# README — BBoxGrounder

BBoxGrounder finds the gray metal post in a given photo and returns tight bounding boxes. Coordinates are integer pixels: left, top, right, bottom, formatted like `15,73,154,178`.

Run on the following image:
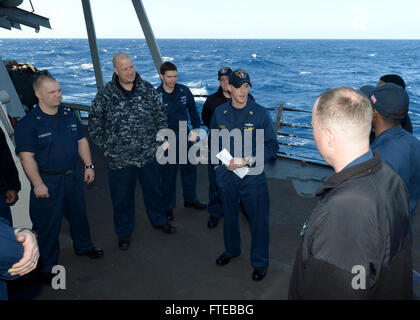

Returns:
131,0,163,74
81,0,104,91
0,55,25,121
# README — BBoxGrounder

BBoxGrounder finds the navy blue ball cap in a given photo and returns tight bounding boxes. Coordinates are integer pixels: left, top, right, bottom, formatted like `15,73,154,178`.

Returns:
229,70,252,89
218,67,232,79
359,85,375,99
372,83,409,119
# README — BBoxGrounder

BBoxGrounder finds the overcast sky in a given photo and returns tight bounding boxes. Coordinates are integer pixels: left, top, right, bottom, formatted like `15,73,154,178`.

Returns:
0,0,419,39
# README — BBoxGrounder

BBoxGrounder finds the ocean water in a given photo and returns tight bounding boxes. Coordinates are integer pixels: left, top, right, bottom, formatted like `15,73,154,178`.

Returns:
1,39,419,163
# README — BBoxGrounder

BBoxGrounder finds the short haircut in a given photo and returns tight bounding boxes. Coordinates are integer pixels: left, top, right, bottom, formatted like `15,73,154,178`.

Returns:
33,74,57,92
379,74,406,89
315,86,373,140
112,52,131,68
160,62,177,75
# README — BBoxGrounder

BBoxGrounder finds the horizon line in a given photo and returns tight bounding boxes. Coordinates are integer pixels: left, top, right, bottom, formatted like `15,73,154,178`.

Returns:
1,37,420,40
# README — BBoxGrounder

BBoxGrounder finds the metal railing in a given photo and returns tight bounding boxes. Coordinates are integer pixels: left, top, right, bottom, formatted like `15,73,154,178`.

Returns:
60,95,419,166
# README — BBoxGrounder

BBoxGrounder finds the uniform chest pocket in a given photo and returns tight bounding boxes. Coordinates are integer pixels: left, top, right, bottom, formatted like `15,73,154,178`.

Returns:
37,132,53,144
67,123,79,140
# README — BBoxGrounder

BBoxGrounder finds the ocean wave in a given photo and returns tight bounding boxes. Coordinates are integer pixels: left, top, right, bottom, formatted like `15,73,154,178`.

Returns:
69,63,93,70
368,53,377,57
190,87,207,96
81,63,93,70
299,72,312,75
162,56,174,62
185,81,203,88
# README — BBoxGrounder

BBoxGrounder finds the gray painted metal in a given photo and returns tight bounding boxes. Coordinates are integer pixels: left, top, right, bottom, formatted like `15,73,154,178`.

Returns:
0,55,26,120
0,6,50,31
0,16,12,29
131,0,163,74
0,90,10,104
81,0,104,91
0,0,23,7
265,156,334,197
0,101,14,143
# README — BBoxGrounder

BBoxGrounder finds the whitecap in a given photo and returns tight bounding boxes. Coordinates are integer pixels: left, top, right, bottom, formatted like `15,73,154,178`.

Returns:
252,53,258,59
190,87,207,96
299,71,312,75
162,56,174,62
369,53,377,57
81,63,93,70
185,81,202,88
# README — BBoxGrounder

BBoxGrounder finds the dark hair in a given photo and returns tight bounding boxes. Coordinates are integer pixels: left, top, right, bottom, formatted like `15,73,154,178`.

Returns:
160,62,177,75
379,74,406,89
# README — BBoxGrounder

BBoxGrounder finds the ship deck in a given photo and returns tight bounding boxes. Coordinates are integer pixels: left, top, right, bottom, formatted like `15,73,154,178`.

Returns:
7,130,420,300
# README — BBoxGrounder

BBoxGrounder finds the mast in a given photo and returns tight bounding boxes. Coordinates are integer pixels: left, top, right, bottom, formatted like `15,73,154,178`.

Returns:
131,0,163,74
81,0,104,91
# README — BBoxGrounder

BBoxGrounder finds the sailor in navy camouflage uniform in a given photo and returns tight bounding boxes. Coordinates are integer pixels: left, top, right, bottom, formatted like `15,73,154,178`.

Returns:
14,75,103,282
210,70,278,281
156,62,207,222
89,53,176,251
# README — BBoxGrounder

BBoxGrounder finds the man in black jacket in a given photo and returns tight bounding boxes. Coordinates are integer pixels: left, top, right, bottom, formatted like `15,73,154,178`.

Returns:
288,87,412,299
202,67,233,228
0,128,20,226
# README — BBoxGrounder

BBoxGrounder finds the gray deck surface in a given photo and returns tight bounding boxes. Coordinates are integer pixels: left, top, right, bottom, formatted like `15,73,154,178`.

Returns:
7,133,420,300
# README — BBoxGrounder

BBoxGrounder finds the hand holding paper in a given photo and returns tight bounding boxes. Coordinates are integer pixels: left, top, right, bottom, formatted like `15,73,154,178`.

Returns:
216,148,249,179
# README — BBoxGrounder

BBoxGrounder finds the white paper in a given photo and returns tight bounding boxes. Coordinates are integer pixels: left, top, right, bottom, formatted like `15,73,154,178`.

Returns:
216,148,249,179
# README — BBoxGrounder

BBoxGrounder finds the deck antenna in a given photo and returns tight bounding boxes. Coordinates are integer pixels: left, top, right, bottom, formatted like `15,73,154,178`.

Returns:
29,0,35,13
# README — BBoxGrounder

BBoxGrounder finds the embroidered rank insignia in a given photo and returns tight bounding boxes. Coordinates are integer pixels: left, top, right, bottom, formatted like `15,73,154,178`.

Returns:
249,111,254,115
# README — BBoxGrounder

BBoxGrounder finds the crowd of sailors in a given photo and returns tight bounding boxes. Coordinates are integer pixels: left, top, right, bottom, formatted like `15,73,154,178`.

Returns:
0,52,419,300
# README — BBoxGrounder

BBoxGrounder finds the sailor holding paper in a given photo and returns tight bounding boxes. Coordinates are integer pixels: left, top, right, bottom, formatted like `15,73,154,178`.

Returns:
209,70,278,281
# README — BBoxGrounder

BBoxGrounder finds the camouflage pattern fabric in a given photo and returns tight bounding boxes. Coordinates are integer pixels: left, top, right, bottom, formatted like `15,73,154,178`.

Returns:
88,73,168,169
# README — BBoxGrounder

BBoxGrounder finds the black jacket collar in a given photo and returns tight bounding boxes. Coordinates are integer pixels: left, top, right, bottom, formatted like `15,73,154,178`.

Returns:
112,73,142,95
316,151,382,197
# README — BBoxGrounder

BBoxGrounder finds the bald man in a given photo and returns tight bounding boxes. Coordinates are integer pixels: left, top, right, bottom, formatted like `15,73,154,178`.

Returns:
89,53,176,251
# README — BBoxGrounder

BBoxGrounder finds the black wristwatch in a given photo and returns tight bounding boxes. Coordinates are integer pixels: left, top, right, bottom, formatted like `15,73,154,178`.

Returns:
85,164,95,169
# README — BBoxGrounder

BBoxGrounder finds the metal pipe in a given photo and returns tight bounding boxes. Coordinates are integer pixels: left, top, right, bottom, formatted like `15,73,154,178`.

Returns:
275,102,284,132
81,0,104,91
131,0,163,74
